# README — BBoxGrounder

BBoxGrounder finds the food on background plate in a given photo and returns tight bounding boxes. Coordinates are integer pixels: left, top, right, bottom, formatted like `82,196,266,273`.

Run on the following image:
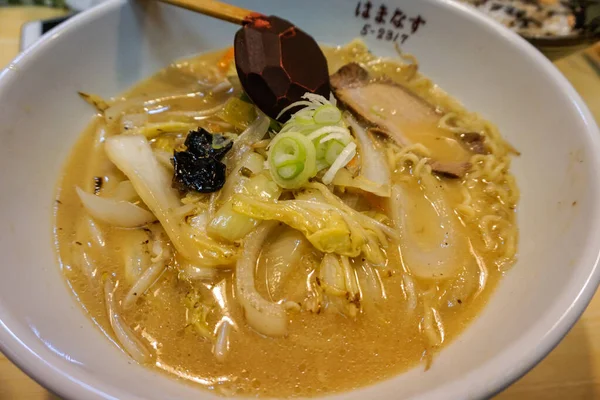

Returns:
460,0,584,37
54,39,519,397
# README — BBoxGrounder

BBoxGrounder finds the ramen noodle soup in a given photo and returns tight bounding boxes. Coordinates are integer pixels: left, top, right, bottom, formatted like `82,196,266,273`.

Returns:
54,40,519,397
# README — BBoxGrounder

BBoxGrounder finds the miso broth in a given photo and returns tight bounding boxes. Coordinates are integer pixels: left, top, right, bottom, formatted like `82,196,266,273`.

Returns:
54,41,518,397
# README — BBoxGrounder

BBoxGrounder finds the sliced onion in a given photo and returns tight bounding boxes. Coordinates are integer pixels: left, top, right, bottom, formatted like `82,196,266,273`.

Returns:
153,150,174,170
318,253,346,296
261,228,309,299
104,279,152,363
332,168,391,198
340,255,360,299
210,80,233,94
356,261,386,313
218,151,266,205
182,263,219,280
122,229,151,284
76,187,156,228
213,320,231,362
109,181,139,202
105,90,221,121
389,178,467,279
159,102,225,119
121,113,148,131
124,121,195,138
403,274,418,311
72,215,103,279
225,112,270,169
344,114,391,197
122,261,166,309
236,221,287,336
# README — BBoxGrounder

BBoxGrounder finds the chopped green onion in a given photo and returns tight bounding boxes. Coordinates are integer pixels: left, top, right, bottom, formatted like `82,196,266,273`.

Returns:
322,142,357,185
325,140,345,166
315,138,327,162
270,92,357,185
271,139,303,168
274,153,296,165
269,118,282,133
313,105,342,125
278,163,303,179
316,159,329,172
306,126,349,141
320,132,349,144
268,132,316,189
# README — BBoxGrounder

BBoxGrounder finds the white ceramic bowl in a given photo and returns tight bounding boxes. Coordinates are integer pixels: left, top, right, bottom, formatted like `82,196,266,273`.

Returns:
1,0,600,399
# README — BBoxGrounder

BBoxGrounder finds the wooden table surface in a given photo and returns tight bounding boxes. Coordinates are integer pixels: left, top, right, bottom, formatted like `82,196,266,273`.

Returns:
1,6,599,399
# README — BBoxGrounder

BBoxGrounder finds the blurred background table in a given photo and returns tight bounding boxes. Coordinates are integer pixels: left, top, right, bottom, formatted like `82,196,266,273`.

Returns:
0,5,599,400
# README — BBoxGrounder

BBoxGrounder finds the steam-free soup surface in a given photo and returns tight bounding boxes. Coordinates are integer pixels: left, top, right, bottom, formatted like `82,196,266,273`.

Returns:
54,42,518,397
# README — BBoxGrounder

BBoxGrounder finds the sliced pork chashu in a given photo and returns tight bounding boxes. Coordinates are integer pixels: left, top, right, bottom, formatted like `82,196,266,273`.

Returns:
331,63,479,178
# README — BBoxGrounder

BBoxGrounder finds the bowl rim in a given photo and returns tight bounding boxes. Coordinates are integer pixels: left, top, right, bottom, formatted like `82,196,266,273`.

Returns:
1,0,600,399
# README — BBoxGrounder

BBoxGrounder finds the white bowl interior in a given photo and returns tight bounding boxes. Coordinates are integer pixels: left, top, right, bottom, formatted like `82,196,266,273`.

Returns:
0,0,599,399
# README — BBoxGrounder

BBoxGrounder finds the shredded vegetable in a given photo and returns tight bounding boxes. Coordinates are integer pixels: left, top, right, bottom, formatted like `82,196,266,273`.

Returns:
236,222,288,336
105,135,238,266
76,187,156,228
343,114,391,197
208,173,281,241
231,193,395,263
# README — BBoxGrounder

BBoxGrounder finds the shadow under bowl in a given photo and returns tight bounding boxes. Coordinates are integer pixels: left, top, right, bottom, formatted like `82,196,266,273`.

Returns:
525,33,599,60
